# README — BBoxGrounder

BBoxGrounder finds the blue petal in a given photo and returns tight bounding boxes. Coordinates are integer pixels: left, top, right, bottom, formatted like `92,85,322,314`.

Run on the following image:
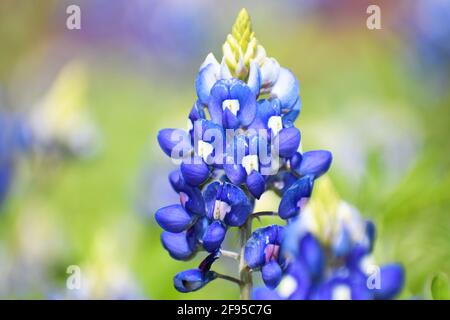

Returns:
208,80,229,125
155,204,194,233
285,261,312,299
282,97,301,127
295,150,332,179
247,61,261,97
230,80,257,127
346,245,370,271
203,181,221,220
246,170,266,199
157,128,192,158
290,152,302,169
275,127,301,158
174,269,217,293
222,107,240,129
278,176,313,219
262,261,283,289
223,163,246,185
196,63,219,104
299,233,324,279
252,287,282,300
189,101,206,123
244,230,266,269
221,182,253,226
202,221,227,252
161,231,196,261
180,157,210,186
372,264,405,300
270,67,299,109
169,170,205,216
332,227,352,258
245,225,284,269
248,99,281,131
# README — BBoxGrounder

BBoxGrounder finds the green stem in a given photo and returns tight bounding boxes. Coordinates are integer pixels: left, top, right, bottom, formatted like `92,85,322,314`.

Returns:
239,217,253,300
215,272,242,286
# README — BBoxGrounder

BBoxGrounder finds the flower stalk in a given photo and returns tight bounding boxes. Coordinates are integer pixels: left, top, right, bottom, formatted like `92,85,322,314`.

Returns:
239,217,253,300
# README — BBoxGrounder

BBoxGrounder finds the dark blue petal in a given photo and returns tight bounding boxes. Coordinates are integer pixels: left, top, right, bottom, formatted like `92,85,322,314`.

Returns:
222,182,253,226
157,128,192,158
222,107,240,129
161,231,196,261
189,101,206,123
275,127,301,158
278,176,313,219
203,181,221,220
174,269,217,293
285,261,312,299
223,163,246,185
169,169,205,216
208,80,230,125
245,225,284,269
346,245,370,271
270,67,299,109
290,152,302,169
262,261,283,289
244,230,266,269
246,170,266,199
155,204,194,233
332,227,352,258
202,221,227,252
248,99,280,131
372,264,405,300
296,150,332,179
252,287,282,300
299,233,324,279
282,97,301,127
196,63,219,104
180,157,210,186
229,80,256,127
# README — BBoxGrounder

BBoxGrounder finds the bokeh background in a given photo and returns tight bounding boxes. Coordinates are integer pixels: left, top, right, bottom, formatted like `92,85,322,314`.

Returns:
0,0,449,299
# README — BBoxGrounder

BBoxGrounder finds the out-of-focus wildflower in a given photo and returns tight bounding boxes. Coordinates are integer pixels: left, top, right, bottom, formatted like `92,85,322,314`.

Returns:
252,177,404,300
28,61,100,158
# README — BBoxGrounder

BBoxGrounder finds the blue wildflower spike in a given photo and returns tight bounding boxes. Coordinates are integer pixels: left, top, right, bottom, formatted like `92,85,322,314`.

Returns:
154,9,342,299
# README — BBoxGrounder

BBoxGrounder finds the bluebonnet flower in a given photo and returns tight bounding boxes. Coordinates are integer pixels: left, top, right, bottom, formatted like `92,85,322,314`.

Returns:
154,9,333,298
202,181,253,252
252,177,405,300
244,225,286,289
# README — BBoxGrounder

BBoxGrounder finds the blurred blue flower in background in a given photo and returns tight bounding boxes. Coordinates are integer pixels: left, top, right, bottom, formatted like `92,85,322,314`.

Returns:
253,177,404,300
